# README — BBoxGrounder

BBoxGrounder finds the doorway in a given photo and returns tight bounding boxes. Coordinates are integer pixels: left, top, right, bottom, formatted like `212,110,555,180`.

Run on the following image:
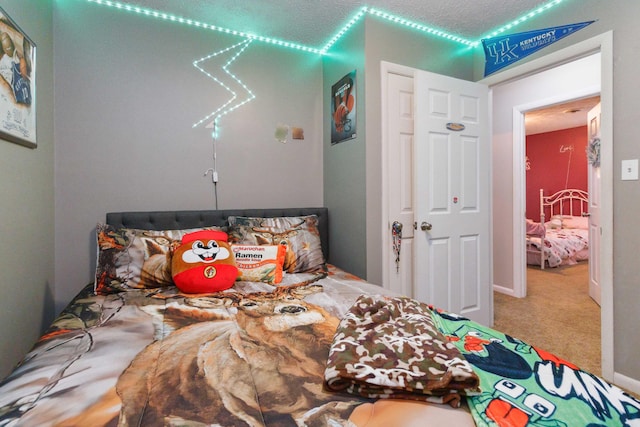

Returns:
523,95,600,289
484,32,613,381
521,98,602,374
382,32,613,380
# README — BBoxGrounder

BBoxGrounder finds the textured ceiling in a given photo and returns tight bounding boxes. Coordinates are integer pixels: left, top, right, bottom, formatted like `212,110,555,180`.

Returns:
525,96,600,135
115,0,554,47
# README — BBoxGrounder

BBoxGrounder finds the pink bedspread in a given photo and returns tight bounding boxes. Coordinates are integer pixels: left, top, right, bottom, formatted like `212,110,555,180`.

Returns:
527,228,588,267
525,219,545,237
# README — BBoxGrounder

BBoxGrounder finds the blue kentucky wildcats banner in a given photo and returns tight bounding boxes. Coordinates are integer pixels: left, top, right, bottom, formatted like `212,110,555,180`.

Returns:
482,21,595,76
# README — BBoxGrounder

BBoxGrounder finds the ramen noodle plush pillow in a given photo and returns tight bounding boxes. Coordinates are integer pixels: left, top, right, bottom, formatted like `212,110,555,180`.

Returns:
232,244,286,284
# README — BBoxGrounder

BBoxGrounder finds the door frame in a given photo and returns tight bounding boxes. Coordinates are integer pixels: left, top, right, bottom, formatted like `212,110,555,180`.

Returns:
381,64,492,325
481,31,613,381
382,31,614,382
513,86,600,299
381,61,419,290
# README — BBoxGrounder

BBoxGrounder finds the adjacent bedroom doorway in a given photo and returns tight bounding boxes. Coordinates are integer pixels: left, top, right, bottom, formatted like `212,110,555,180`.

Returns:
382,32,613,381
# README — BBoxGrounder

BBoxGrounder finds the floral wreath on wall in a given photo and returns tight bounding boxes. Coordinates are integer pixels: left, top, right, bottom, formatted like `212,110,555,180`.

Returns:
587,137,600,167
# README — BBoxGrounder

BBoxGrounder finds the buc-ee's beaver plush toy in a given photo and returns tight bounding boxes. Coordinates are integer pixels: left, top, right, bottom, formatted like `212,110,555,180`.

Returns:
172,230,239,293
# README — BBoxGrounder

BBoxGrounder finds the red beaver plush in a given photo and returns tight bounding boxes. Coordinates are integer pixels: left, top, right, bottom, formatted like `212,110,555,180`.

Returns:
171,230,238,293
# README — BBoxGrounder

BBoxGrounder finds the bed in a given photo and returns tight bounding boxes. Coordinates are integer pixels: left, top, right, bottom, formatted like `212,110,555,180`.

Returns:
526,188,590,269
1,207,638,427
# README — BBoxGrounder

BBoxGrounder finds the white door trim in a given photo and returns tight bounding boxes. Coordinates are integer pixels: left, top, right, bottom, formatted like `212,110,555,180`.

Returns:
481,31,614,381
380,61,416,289
512,84,600,298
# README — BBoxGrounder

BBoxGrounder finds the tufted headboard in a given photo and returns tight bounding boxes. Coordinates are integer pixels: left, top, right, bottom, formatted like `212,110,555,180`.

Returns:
106,207,330,262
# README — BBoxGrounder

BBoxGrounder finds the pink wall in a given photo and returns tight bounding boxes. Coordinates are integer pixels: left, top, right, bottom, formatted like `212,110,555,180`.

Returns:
525,126,588,221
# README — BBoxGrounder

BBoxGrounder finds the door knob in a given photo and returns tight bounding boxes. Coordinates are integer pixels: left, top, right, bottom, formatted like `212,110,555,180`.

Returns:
421,221,432,231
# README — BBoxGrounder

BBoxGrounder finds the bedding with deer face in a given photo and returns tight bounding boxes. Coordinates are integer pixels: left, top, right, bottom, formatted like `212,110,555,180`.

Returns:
1,265,638,427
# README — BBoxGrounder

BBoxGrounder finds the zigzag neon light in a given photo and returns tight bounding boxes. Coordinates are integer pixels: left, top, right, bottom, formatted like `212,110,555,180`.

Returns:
192,38,255,133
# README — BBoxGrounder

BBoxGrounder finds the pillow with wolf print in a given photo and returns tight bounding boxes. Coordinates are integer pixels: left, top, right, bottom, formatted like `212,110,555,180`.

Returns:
94,223,222,295
227,215,325,274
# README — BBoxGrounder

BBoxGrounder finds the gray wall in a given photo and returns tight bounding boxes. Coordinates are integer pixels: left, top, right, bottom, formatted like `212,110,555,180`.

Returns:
322,16,475,283
0,1,54,376
53,2,325,312
322,19,367,278
472,0,640,384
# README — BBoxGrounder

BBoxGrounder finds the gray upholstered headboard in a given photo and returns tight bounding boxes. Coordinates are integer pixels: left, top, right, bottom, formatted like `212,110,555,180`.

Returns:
106,207,330,262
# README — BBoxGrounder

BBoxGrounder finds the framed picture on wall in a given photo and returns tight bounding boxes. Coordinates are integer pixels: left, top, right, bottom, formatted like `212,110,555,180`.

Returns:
331,70,356,145
0,6,36,148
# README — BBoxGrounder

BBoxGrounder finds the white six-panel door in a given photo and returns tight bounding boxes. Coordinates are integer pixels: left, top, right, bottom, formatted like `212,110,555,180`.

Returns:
413,70,492,326
384,65,492,326
587,103,602,306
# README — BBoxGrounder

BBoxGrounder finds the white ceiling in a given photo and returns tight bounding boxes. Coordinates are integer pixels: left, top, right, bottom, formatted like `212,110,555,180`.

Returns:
106,0,590,134
115,0,554,47
525,96,600,135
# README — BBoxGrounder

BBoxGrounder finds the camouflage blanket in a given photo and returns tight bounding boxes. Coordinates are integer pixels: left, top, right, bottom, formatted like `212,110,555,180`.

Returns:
324,295,481,408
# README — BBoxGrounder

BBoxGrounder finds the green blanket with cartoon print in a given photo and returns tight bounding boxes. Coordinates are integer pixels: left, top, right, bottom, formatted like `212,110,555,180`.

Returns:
430,308,640,426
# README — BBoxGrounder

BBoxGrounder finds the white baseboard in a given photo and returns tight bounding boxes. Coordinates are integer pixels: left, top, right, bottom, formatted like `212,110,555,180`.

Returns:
614,371,640,396
493,284,517,297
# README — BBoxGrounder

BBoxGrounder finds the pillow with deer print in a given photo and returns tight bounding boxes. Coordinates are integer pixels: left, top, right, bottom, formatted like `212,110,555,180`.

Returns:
227,215,326,274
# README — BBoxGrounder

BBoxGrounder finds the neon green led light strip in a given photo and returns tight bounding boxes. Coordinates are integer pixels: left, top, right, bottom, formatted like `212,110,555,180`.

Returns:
480,0,565,41
83,0,322,54
320,6,475,53
82,0,566,54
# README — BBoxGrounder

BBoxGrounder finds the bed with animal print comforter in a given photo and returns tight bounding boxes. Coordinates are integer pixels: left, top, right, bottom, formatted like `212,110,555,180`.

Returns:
0,208,638,426
1,265,638,426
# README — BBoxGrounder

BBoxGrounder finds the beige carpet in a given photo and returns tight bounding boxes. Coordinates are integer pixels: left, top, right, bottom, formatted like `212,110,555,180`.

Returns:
493,262,601,376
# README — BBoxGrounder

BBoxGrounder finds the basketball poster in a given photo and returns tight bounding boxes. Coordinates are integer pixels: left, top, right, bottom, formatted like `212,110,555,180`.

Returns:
331,70,356,145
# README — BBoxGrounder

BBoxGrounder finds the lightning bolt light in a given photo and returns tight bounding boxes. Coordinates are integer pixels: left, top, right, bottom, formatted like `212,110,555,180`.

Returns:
190,38,256,209
192,38,256,137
